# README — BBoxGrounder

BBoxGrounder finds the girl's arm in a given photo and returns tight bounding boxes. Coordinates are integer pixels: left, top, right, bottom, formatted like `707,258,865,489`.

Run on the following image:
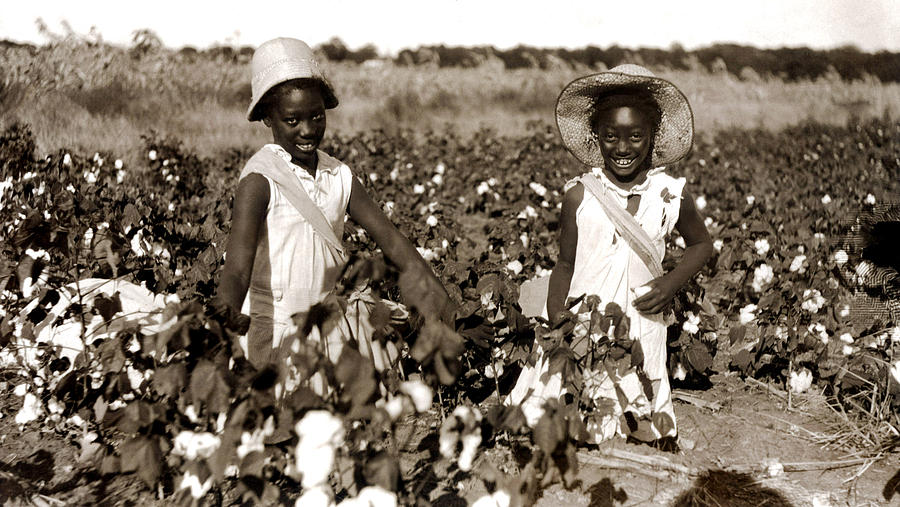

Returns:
346,177,454,323
214,174,269,313
633,189,712,314
547,183,583,323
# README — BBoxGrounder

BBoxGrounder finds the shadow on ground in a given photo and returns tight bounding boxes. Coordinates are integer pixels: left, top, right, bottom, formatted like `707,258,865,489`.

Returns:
671,469,792,507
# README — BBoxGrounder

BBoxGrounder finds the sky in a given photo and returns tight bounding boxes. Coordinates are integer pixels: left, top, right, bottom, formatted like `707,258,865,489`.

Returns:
2,0,898,54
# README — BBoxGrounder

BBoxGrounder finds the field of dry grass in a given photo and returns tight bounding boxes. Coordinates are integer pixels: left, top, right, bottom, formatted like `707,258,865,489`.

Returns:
2,40,899,166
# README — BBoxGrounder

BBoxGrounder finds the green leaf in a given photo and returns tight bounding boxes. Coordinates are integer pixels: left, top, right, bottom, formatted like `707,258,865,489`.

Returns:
728,325,746,345
94,292,122,322
152,363,187,398
685,343,713,373
119,436,162,488
189,360,231,414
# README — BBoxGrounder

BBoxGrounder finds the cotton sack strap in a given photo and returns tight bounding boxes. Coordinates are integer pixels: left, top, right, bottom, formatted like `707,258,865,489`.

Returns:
580,174,664,279
241,149,344,255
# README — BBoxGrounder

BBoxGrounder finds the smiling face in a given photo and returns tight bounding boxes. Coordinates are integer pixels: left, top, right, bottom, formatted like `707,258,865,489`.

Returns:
262,82,326,173
593,105,655,188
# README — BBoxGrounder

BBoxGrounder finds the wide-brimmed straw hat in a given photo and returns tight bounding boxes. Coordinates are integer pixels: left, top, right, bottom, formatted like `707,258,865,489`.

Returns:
246,37,339,121
556,64,693,168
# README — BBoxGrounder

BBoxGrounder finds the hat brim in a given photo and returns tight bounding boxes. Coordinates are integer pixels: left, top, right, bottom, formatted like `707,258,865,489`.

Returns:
555,71,693,169
246,77,339,122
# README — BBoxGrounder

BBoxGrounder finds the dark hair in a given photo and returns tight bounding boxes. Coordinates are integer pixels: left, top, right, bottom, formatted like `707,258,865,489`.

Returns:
256,78,330,119
590,89,662,135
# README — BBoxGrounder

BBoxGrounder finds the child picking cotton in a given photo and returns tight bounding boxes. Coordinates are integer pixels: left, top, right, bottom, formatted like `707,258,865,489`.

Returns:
214,38,453,376
510,64,712,448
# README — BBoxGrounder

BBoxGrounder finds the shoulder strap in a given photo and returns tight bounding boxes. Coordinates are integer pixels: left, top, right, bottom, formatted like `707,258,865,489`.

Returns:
242,149,344,255
580,173,664,278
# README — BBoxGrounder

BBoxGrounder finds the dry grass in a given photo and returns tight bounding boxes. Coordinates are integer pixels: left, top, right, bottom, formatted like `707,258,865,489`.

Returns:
1,42,899,164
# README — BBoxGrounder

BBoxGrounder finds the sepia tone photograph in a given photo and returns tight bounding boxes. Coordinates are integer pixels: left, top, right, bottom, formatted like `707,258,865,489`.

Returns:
1,1,898,505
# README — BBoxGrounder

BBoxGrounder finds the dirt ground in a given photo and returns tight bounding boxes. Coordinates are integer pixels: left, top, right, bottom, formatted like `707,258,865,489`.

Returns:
520,373,900,507
1,373,898,506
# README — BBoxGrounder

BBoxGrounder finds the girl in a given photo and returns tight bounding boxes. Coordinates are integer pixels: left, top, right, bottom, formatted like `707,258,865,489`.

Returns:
510,64,712,447
214,37,453,371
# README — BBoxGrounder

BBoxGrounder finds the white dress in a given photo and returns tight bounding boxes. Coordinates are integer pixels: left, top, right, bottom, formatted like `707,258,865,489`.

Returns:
508,166,685,444
240,144,400,373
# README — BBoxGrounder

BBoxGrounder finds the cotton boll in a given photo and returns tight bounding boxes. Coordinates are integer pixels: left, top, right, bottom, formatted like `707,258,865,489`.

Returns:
399,380,433,413
789,367,813,394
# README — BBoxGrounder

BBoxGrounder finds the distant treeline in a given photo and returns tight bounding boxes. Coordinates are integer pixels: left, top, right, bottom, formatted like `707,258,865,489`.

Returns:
4,34,899,83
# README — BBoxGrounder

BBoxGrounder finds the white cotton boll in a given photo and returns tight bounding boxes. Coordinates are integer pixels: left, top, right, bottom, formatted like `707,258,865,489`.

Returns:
529,181,547,197
63,153,72,166
789,255,807,273
126,366,144,390
821,194,832,204
179,470,213,499
789,367,813,394
739,304,757,325
673,363,687,381
838,304,851,319
426,215,438,227
389,167,399,181
476,181,490,195
294,411,345,487
115,159,123,169
506,259,523,275
173,431,222,460
487,177,497,187
368,172,378,182
148,150,157,161
682,313,701,335
746,195,755,205
892,327,900,344
842,344,855,355
484,363,503,379
399,380,433,413
520,232,529,249
379,396,405,421
695,195,707,210
754,238,770,256
713,239,723,251
865,194,876,205
435,162,446,175
236,429,265,460
458,433,481,472
808,323,829,343
13,384,27,397
413,184,425,194
185,404,200,423
839,333,854,344
675,236,686,248
833,250,848,265
15,393,43,424
432,173,443,185
752,263,774,292
704,216,714,227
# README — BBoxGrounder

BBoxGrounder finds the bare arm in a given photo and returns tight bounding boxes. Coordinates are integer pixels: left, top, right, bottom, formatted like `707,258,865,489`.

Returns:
214,174,269,313
547,183,583,324
633,189,712,314
346,177,454,322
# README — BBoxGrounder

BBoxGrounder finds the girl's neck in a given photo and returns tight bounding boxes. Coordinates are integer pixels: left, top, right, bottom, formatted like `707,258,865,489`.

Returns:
602,166,650,192
292,153,318,178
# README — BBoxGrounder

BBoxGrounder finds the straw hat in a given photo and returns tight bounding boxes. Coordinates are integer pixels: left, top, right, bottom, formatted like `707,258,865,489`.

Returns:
246,38,339,121
555,64,693,168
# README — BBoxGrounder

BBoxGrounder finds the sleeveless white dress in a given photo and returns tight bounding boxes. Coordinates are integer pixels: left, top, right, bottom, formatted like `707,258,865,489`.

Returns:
508,166,685,444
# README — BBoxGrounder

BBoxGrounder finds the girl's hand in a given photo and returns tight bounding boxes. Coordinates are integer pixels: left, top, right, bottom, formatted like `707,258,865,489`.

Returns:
632,275,679,314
